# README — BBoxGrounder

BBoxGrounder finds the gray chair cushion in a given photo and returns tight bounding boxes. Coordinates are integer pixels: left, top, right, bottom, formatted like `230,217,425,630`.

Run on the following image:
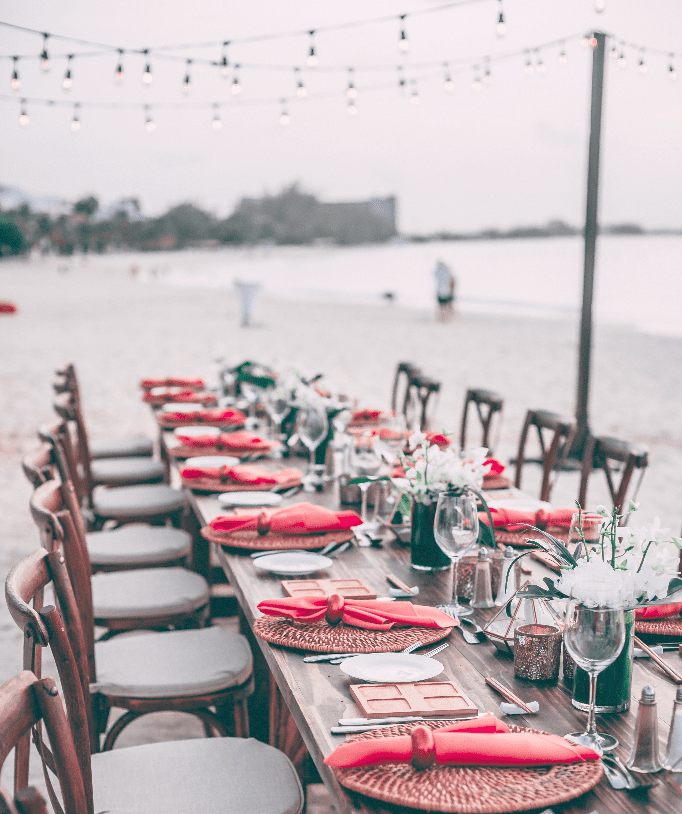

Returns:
93,626,253,698
91,736,303,814
91,457,165,486
87,526,191,567
93,484,186,521
91,568,209,619
89,435,154,459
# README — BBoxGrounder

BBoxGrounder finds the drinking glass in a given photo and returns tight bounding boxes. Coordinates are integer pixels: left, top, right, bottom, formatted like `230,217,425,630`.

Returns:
375,412,407,463
350,436,382,530
433,490,479,617
567,511,603,559
264,386,289,439
297,400,329,492
563,581,626,753
240,381,261,429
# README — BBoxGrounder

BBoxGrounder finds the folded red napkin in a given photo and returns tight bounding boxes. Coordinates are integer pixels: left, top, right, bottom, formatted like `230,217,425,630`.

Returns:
181,464,299,486
140,377,205,389
143,388,195,402
425,432,451,448
483,459,506,477
635,602,682,620
209,502,361,535
257,595,457,631
352,409,382,422
163,408,246,424
176,430,270,450
325,718,599,768
479,507,575,530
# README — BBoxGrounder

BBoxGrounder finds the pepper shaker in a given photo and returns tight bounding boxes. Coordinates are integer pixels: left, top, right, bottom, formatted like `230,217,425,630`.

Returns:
495,546,517,606
471,546,494,609
664,685,682,771
626,685,663,773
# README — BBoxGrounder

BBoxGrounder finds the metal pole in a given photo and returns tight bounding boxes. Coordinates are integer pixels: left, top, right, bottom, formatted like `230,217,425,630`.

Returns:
571,31,606,459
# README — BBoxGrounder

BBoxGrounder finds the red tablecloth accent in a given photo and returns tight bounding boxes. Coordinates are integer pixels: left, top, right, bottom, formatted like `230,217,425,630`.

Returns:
479,507,575,530
181,464,299,486
163,408,246,424
483,458,506,477
352,409,382,422
140,377,205,389
209,502,361,535
175,430,270,450
635,602,682,620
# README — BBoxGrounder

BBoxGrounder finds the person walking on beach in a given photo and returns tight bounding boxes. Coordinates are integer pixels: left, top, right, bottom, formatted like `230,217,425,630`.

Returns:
434,259,455,322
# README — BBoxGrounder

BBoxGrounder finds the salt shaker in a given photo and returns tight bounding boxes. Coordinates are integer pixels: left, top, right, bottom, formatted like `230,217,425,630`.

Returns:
470,546,494,609
495,546,517,606
664,685,682,771
626,685,663,773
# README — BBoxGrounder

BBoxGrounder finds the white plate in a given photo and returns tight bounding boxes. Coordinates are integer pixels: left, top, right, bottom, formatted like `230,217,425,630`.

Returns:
186,456,241,467
161,402,203,413
173,425,221,438
340,653,444,683
253,552,333,576
218,491,283,508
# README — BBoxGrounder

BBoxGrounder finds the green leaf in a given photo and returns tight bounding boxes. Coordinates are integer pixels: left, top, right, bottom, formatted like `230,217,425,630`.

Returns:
665,577,682,597
397,492,412,517
516,584,556,599
346,475,391,486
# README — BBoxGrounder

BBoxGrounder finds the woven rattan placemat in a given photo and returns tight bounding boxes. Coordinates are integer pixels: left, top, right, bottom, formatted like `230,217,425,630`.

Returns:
182,474,301,493
169,440,279,459
494,528,569,547
200,527,354,551
333,721,603,813
482,476,514,490
635,617,682,636
159,418,245,429
252,617,451,653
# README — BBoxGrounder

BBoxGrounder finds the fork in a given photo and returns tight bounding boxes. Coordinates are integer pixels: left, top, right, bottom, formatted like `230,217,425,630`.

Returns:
329,641,423,665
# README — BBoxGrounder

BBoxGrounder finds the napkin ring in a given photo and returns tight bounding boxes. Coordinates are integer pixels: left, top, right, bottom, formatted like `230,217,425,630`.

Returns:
326,594,345,626
256,512,271,536
534,509,548,530
411,726,436,770
219,465,232,484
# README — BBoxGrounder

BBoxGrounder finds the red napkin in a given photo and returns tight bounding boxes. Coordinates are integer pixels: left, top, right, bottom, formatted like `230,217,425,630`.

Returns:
143,388,195,402
257,595,457,631
352,409,382,422
325,718,599,768
176,430,271,450
140,377,205,389
483,459,506,477
162,408,246,424
209,502,361,535
635,602,682,620
181,464,299,486
479,507,575,530
425,432,451,448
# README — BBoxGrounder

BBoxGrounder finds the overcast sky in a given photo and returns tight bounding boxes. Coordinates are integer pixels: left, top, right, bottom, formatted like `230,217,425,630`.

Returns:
1,1,681,233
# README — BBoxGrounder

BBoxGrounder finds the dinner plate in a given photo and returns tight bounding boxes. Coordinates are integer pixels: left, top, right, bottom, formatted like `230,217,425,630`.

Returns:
252,551,333,576
185,455,241,467
161,402,203,413
340,653,444,683
173,425,221,438
218,491,283,508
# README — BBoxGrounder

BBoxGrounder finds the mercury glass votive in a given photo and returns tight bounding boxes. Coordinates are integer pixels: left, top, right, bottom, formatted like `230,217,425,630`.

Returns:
514,624,562,680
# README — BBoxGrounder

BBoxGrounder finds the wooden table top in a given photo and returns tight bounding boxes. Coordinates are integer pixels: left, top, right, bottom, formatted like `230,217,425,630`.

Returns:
171,442,682,814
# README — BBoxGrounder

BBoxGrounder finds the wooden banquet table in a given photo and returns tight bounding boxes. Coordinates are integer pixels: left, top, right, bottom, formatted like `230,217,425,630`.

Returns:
167,444,682,814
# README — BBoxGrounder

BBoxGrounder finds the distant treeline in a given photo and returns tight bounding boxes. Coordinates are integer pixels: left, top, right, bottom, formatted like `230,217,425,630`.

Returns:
408,219,656,242
0,184,397,256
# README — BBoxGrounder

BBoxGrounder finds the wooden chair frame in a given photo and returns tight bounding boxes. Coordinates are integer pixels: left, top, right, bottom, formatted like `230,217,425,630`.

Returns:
514,409,577,503
390,362,421,417
459,388,504,455
578,435,649,521
408,373,441,432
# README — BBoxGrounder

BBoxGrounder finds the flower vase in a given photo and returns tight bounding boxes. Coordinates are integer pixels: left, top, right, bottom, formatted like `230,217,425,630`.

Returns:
410,499,450,571
571,609,635,713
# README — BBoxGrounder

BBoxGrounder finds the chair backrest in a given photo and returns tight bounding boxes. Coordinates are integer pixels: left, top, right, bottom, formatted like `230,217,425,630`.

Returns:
37,420,91,509
390,362,421,417
0,671,88,814
21,444,55,490
578,435,649,520
408,373,441,432
514,409,577,502
52,392,94,503
459,388,504,455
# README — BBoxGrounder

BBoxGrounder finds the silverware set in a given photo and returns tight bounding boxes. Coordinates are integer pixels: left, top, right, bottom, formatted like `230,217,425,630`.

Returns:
250,539,351,559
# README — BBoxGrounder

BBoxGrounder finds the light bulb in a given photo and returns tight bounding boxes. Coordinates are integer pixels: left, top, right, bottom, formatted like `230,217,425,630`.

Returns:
11,62,20,91
212,116,222,131
581,35,590,48
444,76,454,91
19,104,29,126
41,52,50,71
221,57,229,77
296,83,307,98
618,52,626,68
63,71,72,90
559,50,568,65
496,13,506,37
536,59,546,74
483,68,492,84
639,54,647,75
669,58,677,80
307,31,317,67
399,31,409,53
347,101,357,116
524,60,533,76
610,44,618,59
71,118,80,132
143,64,152,84
409,90,420,105
183,61,192,93
472,77,482,91
145,117,156,132
115,65,123,83
595,0,605,10
347,84,357,99
280,111,290,126
231,77,241,95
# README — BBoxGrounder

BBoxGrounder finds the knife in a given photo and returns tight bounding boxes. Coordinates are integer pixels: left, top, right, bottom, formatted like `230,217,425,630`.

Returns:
339,716,464,726
331,716,477,735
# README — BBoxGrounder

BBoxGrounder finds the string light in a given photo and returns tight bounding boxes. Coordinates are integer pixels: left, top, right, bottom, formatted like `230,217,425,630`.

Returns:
581,33,590,48
472,65,482,91
346,67,357,98
398,15,409,53
610,39,618,59
595,0,605,11
409,79,420,104
496,1,506,37
347,99,357,116
524,50,533,75
483,57,492,84
40,33,50,71
19,99,28,126
142,50,152,84
639,49,647,75
11,56,20,91
279,99,290,126
558,41,567,64
221,42,230,77
306,30,318,68
144,105,155,132
183,59,192,93
211,103,222,130
397,65,406,93
618,44,627,68
115,50,124,84
443,62,454,91
231,65,241,95
294,66,307,98
63,55,73,90
669,53,677,81
70,103,80,131
535,49,546,74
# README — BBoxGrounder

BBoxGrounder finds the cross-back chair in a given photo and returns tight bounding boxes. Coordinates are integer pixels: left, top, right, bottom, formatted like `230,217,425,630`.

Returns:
390,361,421,418
578,435,649,521
23,479,254,750
459,388,504,455
406,372,442,432
514,409,577,502
54,364,154,460
5,552,304,814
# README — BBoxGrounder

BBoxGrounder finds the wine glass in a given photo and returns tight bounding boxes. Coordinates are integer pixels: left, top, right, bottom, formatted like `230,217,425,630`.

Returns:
563,581,626,753
567,511,603,559
297,400,329,492
350,435,383,530
433,490,479,617
375,412,407,463
264,386,289,439
239,380,261,430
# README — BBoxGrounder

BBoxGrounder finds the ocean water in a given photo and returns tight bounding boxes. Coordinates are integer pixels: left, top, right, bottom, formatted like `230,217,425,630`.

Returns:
149,234,682,338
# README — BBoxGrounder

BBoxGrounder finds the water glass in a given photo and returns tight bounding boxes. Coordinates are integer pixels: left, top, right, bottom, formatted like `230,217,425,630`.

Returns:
433,490,479,617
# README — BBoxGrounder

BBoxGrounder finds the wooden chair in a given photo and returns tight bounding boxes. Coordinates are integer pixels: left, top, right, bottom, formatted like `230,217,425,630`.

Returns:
459,388,504,455
407,372,442,432
390,361,421,417
23,480,254,749
4,555,304,814
54,364,154,459
0,671,89,814
578,435,649,521
514,409,577,502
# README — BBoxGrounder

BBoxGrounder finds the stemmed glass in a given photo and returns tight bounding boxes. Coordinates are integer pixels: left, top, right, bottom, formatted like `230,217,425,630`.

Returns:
350,435,382,530
240,381,261,430
297,400,329,492
264,386,289,439
433,490,479,617
563,581,626,753
375,412,407,463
